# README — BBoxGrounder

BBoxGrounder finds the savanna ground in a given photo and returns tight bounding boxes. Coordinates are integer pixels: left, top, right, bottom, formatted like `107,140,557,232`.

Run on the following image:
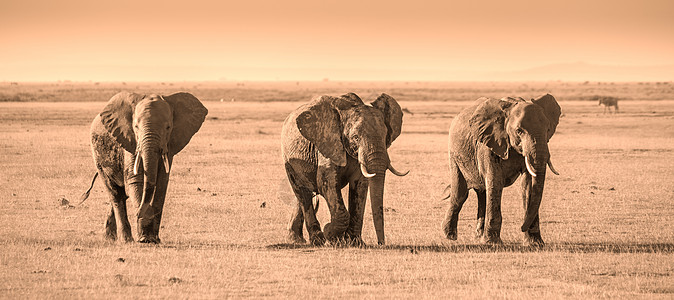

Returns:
0,81,673,298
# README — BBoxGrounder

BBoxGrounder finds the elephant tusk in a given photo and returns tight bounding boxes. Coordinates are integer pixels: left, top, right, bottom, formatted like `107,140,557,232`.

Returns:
547,159,559,175
360,164,376,178
525,156,537,177
388,163,409,177
133,151,142,175
162,152,170,174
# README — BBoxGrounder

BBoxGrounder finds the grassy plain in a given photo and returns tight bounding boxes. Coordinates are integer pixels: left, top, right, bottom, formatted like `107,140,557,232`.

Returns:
0,81,673,298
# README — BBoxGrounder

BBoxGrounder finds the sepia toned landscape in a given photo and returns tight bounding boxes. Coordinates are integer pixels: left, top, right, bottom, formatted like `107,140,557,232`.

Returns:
0,81,672,298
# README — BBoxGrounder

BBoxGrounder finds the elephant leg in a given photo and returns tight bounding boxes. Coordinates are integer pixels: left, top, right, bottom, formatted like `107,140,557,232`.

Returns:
345,179,368,246
521,173,544,245
126,178,147,243
286,170,323,245
142,159,171,244
284,164,314,244
287,197,306,244
98,168,117,241
441,161,469,240
298,190,324,245
483,177,504,244
101,175,133,242
475,189,486,240
115,197,134,243
105,204,117,241
317,167,349,243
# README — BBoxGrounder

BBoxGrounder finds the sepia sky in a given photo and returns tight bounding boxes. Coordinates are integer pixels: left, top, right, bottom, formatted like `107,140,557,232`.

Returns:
1,0,673,81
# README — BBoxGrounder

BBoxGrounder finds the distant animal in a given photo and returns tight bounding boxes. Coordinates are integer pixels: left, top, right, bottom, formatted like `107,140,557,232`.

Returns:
281,93,407,246
441,94,561,246
81,92,207,243
598,96,619,114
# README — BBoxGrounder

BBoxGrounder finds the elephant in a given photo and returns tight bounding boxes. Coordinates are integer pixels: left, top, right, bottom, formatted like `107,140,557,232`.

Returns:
281,93,408,246
441,94,561,246
81,92,207,243
598,96,619,114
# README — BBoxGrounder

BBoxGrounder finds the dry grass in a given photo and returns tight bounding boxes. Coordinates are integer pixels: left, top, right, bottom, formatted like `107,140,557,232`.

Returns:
0,83,672,298
1,80,674,102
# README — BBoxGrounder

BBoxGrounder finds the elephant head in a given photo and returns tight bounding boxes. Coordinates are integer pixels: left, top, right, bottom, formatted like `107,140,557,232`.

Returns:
99,92,207,224
295,93,406,245
469,94,561,233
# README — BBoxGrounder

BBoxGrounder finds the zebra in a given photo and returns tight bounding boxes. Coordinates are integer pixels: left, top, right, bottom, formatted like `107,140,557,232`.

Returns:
598,96,619,114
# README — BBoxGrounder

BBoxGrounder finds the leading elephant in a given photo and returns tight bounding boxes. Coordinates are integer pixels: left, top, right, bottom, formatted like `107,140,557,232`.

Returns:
82,92,207,243
441,94,561,245
282,93,408,246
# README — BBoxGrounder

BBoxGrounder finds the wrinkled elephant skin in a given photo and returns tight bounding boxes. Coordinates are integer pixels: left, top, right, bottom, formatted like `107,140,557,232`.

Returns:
86,92,207,243
281,93,406,246
441,95,561,246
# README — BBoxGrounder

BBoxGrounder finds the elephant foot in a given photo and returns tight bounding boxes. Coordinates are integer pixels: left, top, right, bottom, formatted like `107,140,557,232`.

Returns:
105,224,117,241
323,222,347,243
104,231,117,241
523,232,545,247
475,218,485,239
117,231,134,243
480,234,503,245
344,234,365,247
474,231,484,241
138,235,161,244
308,232,326,246
441,219,458,240
287,231,306,244
443,227,457,240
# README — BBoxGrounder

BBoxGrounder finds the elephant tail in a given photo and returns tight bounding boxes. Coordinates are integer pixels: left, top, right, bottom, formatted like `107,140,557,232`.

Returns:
440,184,452,200
77,172,98,206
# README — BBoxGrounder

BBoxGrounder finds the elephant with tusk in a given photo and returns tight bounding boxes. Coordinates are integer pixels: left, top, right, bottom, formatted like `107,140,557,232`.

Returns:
282,93,407,246
441,94,561,246
82,92,207,243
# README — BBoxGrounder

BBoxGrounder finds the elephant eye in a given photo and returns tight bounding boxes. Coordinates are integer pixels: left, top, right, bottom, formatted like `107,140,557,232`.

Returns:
516,128,525,135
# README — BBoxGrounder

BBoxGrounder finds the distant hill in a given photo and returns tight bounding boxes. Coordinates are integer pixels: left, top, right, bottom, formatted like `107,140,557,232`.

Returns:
483,62,674,82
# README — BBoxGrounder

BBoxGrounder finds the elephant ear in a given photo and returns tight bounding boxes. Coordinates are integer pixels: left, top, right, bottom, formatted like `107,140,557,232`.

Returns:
296,96,348,166
370,93,403,147
164,92,208,156
469,98,513,160
531,94,561,141
338,92,365,108
99,92,145,153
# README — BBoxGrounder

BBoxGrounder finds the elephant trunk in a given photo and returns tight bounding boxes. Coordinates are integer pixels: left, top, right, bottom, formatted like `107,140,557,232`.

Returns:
521,135,549,232
136,133,160,220
358,147,389,245
141,139,160,187
369,173,386,245
358,147,389,175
